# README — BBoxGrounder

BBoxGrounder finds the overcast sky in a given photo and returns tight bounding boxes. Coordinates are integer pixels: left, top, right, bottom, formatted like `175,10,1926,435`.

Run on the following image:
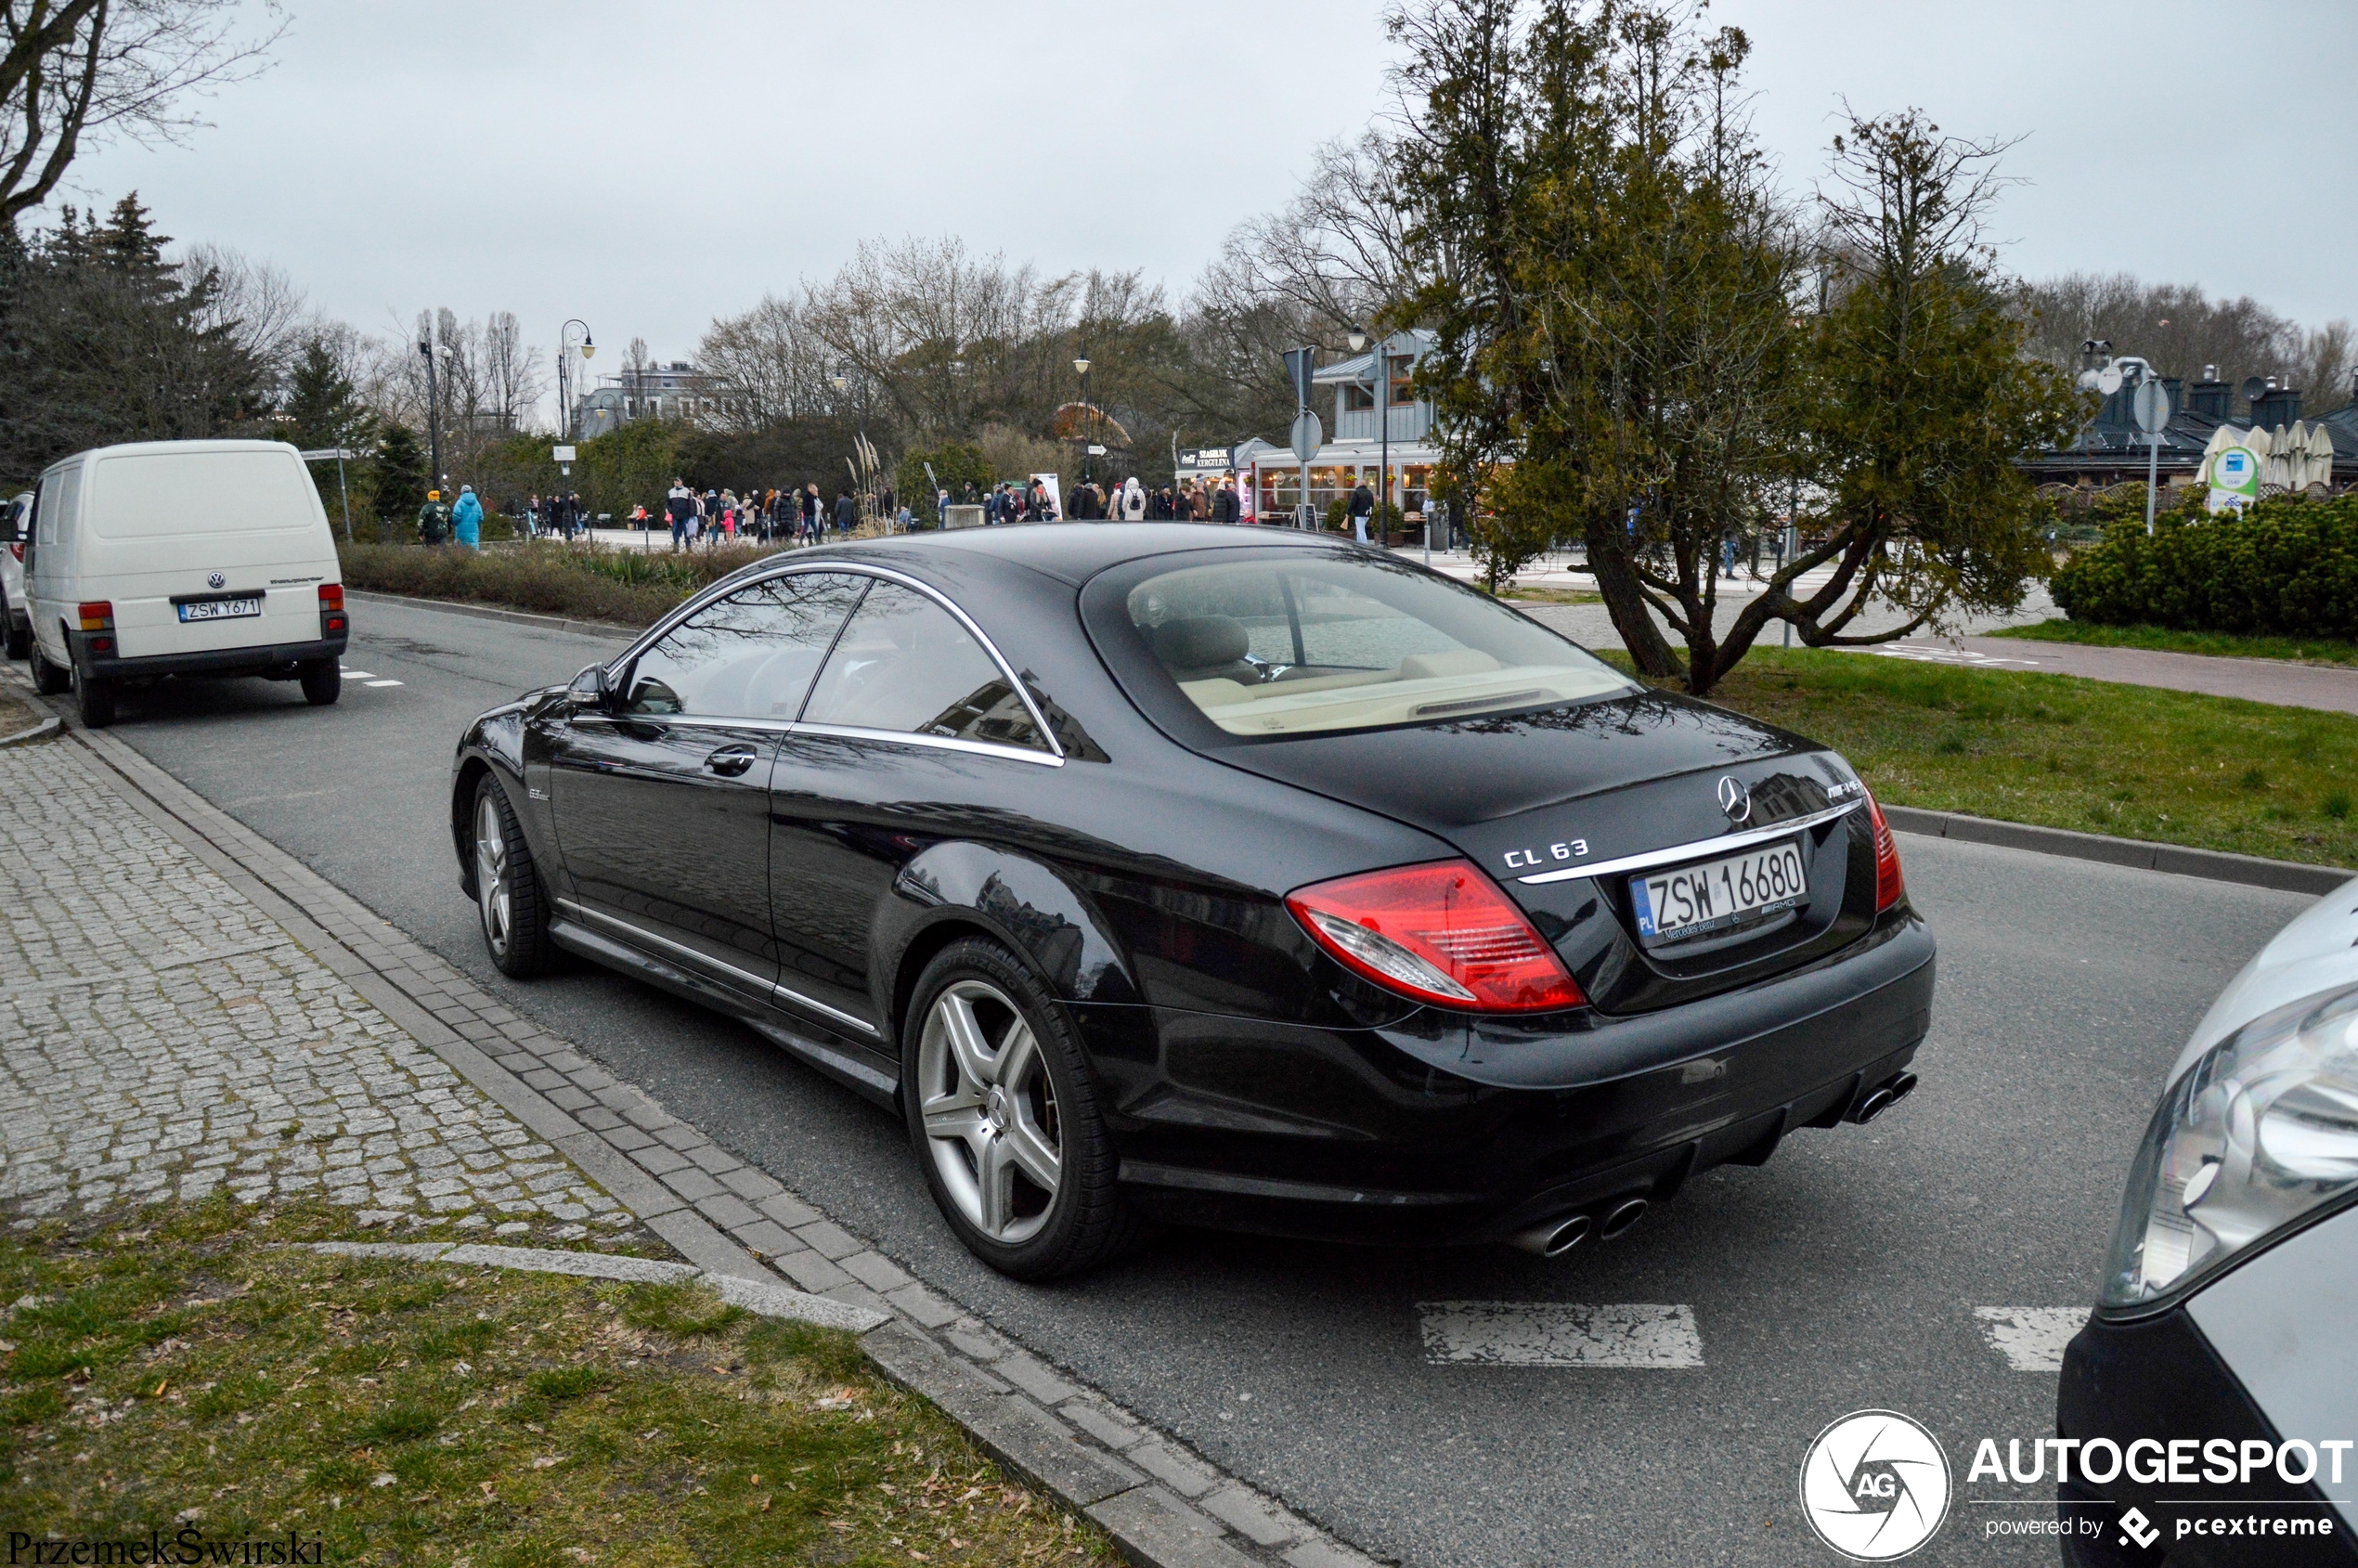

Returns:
44,0,2358,407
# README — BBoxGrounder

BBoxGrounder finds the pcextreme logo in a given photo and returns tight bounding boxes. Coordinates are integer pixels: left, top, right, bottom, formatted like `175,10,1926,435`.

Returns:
1799,1409,1953,1562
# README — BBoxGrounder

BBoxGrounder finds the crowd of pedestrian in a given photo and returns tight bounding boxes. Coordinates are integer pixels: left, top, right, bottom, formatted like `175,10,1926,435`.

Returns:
1061,476,1239,523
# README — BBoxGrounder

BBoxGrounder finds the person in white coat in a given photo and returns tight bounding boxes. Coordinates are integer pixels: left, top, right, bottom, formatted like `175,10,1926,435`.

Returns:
1121,477,1146,521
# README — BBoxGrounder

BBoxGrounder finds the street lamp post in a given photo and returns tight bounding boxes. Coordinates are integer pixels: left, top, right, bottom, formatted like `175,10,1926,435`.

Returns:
419,335,444,503
1073,351,1092,496
1346,325,1394,554
558,320,594,441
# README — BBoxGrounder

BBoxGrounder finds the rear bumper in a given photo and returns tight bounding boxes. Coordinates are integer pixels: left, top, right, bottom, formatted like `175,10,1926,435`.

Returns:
71,629,347,681
1097,913,1936,1244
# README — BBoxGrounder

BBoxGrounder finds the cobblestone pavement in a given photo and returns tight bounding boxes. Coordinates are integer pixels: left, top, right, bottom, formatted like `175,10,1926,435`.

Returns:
0,734,626,1238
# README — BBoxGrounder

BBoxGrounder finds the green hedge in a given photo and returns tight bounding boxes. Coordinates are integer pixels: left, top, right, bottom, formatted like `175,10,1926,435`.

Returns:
337,539,784,628
2051,496,2358,638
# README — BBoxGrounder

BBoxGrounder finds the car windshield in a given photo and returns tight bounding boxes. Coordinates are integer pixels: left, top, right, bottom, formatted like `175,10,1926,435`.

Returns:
1122,553,1636,737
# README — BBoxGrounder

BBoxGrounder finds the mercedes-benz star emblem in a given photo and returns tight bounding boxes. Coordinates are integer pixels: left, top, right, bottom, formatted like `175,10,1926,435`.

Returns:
1717,775,1752,823
206,571,226,590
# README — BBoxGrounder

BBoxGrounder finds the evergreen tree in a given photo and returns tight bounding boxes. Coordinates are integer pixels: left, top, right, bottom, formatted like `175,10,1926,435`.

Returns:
371,421,428,537
283,336,371,452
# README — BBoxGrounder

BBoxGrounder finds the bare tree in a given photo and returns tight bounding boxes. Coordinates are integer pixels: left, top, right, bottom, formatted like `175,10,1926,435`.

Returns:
478,309,542,431
0,0,285,227
177,240,304,382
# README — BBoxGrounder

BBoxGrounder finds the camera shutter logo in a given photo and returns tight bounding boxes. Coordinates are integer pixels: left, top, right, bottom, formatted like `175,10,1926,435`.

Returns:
1798,1409,1951,1561
1717,774,1752,823
206,570,226,590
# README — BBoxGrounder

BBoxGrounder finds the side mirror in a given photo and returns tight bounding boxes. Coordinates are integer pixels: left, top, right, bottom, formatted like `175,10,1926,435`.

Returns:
568,664,615,713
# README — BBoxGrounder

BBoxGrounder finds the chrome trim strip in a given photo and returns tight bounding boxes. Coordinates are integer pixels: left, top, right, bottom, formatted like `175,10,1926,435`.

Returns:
554,898,882,1037
1513,800,1863,886
602,559,1065,760
787,721,1064,768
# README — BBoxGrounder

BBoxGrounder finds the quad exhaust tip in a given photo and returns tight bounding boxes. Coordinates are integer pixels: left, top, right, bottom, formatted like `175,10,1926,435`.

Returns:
1848,1070,1921,1125
1509,1212,1592,1258
1598,1198,1648,1240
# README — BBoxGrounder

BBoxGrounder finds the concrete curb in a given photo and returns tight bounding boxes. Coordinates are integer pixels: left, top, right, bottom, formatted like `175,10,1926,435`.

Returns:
1883,804,2352,896
0,714,60,747
299,1240,889,1332
343,587,640,641
0,664,1380,1568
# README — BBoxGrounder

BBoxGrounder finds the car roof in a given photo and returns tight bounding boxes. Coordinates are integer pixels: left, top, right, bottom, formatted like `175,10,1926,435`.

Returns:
841,522,1337,585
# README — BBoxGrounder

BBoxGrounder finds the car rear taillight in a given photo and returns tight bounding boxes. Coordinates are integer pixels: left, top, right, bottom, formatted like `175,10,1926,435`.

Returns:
319,582,348,636
1866,790,1905,912
318,583,344,612
6,541,20,562
77,600,113,631
1286,860,1586,1013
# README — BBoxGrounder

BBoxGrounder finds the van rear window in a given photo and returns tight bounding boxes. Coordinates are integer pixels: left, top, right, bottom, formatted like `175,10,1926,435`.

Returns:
87,450,318,539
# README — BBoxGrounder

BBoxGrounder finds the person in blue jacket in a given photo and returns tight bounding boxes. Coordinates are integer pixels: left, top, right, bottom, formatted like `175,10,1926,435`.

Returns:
451,484,484,550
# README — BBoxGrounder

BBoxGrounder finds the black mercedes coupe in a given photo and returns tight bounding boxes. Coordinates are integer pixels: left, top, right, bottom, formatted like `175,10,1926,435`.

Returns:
451,524,1934,1278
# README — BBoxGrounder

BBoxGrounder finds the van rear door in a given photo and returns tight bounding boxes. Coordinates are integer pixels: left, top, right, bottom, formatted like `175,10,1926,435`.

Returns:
84,446,336,659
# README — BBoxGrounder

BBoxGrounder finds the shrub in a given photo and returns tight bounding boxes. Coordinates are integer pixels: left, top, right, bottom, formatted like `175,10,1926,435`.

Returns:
336,539,784,627
2051,495,2358,638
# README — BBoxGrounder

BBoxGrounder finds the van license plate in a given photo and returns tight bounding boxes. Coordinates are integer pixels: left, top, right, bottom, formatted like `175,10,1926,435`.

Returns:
178,598,261,622
1631,839,1807,941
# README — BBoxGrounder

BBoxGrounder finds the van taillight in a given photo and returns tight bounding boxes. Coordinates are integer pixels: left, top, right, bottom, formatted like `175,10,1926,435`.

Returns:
317,584,344,612
77,601,113,631
319,583,347,638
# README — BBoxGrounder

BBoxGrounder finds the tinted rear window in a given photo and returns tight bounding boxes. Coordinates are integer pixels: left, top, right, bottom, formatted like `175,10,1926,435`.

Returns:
87,449,319,539
1109,551,1634,739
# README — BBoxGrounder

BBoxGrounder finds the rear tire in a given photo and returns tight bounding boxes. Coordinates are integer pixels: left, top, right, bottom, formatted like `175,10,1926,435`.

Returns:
902,937,1147,1280
30,639,67,693
473,774,554,978
299,657,341,706
74,667,115,728
4,620,26,661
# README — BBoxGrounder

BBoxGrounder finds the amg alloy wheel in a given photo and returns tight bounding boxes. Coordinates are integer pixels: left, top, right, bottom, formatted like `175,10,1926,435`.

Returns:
473,775,553,978
919,978,1064,1246
903,939,1144,1278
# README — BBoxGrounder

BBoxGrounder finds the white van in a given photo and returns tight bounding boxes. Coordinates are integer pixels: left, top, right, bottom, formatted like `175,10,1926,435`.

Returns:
25,439,350,728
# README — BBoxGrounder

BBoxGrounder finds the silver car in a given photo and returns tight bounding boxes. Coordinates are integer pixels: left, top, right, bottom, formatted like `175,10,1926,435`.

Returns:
2058,883,2358,1563
3,490,29,660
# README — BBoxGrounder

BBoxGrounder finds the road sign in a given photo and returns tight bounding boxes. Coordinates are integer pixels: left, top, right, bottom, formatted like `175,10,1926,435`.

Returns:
551,445,577,463
297,447,359,461
1087,444,1107,456
1283,346,1317,409
1290,409,1323,465
2132,380,2171,434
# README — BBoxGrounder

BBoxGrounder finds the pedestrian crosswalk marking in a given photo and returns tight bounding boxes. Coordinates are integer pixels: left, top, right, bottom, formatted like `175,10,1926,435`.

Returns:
365,680,402,688
1973,1306,2084,1371
1418,1302,1704,1367
340,667,374,679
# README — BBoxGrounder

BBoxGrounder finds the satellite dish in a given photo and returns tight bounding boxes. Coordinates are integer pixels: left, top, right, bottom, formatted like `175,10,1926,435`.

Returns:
2097,365,2124,395
2240,375,2268,404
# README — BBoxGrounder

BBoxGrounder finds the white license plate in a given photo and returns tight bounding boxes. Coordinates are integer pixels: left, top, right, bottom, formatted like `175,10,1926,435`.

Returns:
1632,839,1807,940
178,598,261,622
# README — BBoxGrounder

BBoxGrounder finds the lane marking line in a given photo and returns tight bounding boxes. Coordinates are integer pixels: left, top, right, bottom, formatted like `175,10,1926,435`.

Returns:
1973,1306,2085,1371
1417,1301,1704,1367
340,668,375,679
365,680,403,688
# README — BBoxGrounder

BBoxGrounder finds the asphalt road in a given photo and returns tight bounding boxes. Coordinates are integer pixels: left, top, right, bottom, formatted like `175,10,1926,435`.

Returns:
92,593,2320,1567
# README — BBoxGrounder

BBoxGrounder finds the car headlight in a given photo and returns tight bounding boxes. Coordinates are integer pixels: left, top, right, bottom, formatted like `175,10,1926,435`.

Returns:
2101,981,2358,1312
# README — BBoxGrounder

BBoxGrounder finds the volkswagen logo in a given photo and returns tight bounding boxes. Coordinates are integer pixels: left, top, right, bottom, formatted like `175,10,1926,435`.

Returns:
206,571,227,590
1717,775,1752,823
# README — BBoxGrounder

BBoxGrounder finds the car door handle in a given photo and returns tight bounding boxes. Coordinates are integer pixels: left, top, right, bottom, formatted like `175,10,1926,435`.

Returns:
703,744,758,777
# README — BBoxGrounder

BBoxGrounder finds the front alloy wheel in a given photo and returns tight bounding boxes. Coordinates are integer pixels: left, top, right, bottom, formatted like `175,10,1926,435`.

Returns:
919,979,1064,1245
472,774,552,978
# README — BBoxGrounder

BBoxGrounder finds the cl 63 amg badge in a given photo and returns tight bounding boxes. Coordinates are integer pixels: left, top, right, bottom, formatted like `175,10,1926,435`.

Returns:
1501,838,1587,871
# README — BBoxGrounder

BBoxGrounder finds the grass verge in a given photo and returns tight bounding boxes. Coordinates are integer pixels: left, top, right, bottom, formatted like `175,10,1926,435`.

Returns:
1498,585,1602,605
0,1200,1111,1565
1637,647,2358,868
1986,618,2358,667
0,689,34,735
